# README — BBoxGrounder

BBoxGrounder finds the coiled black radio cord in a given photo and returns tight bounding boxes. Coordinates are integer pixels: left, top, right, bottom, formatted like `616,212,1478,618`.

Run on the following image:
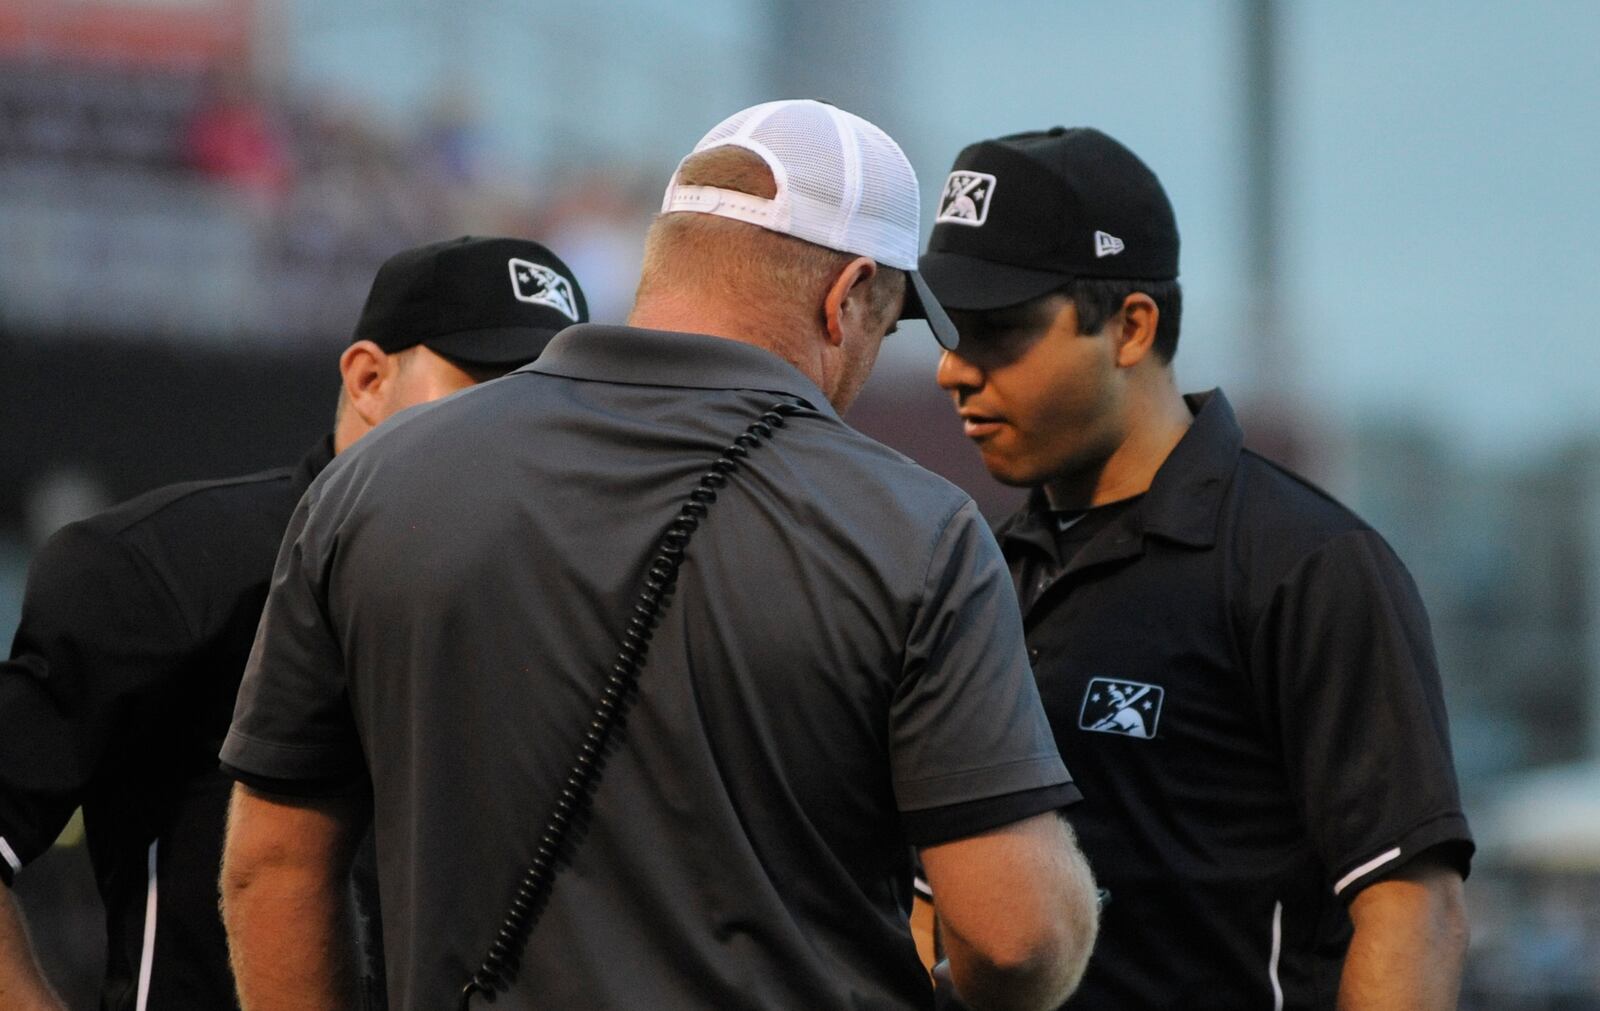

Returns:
458,400,802,1009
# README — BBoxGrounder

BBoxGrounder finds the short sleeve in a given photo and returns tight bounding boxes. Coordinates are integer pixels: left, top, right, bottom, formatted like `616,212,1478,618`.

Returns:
1251,529,1473,899
220,491,365,792
0,523,190,883
890,499,1074,822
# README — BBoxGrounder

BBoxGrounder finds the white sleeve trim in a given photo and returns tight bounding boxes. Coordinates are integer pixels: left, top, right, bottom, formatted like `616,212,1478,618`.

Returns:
0,836,20,876
1267,900,1284,1011
136,840,159,1011
1333,846,1403,895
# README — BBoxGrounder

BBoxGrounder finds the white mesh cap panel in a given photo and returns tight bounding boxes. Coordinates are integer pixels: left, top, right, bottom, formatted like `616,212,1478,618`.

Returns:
663,99,922,269
846,117,921,269
740,104,849,250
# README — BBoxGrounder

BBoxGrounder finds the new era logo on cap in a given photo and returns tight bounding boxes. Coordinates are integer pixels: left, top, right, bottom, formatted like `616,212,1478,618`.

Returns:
936,171,997,227
509,258,580,321
1094,230,1125,258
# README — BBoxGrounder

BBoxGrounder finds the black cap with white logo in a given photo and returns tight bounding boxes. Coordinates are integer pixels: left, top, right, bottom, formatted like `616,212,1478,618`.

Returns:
355,236,589,367
919,127,1179,311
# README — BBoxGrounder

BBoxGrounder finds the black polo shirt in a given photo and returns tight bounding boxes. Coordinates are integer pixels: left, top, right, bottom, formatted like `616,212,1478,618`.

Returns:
999,390,1472,1010
223,324,1076,1010
0,439,332,1011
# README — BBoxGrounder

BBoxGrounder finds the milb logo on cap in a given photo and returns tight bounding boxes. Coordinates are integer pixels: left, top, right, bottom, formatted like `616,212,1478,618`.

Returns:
936,171,997,227
508,258,580,321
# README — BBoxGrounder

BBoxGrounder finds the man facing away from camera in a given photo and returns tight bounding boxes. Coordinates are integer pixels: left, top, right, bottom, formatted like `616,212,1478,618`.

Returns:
0,236,587,1011
218,100,1099,1011
916,126,1472,1009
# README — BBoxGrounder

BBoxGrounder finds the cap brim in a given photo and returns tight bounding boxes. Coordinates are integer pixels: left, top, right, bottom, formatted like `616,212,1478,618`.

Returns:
917,249,1073,312
422,324,569,369
900,269,960,350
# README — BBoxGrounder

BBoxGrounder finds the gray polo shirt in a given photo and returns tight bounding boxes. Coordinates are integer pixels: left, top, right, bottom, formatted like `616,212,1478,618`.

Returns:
223,324,1075,1010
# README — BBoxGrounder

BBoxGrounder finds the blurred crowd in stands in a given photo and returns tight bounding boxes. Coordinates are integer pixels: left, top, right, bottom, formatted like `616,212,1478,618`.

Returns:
0,56,655,344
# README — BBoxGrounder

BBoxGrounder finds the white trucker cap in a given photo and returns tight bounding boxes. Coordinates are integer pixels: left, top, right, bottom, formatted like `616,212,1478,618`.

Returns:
661,99,958,349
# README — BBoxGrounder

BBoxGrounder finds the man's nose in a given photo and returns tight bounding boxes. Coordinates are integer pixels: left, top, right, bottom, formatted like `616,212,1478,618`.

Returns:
936,350,983,393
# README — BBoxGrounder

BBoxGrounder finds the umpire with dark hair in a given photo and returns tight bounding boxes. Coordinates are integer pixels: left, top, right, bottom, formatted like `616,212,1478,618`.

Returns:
915,127,1472,1009
0,237,587,1010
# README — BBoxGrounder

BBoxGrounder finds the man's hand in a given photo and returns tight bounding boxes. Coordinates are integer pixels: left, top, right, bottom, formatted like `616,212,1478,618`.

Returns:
1339,853,1468,1010
0,881,66,1011
910,893,939,977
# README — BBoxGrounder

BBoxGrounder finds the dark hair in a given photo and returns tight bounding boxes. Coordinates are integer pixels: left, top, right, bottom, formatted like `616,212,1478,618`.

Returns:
1062,277,1183,363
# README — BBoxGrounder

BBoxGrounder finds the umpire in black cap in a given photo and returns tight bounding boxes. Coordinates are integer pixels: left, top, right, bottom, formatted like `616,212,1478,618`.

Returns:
0,237,586,1010
917,127,1471,1010
334,236,589,451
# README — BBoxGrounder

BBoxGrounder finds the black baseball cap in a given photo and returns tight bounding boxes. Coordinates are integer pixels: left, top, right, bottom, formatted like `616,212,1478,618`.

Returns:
919,127,1179,312
354,236,588,367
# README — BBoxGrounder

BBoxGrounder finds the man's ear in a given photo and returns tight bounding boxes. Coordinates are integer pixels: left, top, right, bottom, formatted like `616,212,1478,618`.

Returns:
1113,293,1161,368
822,257,879,347
337,341,398,427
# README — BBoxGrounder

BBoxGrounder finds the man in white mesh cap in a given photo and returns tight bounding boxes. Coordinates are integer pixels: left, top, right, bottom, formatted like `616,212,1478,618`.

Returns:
219,99,1098,1011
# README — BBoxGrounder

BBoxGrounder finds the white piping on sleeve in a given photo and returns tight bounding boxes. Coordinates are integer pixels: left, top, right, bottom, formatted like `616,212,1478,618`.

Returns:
135,840,159,1011
1333,846,1403,896
1268,900,1284,1011
0,836,20,876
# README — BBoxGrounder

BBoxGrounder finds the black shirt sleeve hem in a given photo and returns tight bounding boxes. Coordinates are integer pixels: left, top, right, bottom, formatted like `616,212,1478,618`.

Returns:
1333,811,1474,900
903,782,1082,847
220,762,367,799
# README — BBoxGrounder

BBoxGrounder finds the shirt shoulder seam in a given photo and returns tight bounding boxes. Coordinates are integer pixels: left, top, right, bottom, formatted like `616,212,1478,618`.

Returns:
98,467,299,539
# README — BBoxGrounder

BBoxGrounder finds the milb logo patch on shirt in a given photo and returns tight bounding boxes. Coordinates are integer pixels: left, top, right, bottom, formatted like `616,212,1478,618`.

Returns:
1078,677,1164,739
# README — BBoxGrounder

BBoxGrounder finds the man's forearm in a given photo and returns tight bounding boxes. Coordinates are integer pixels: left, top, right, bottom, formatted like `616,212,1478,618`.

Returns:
222,862,359,1010
1338,857,1468,1010
0,883,66,1011
221,786,365,1011
926,813,1099,1011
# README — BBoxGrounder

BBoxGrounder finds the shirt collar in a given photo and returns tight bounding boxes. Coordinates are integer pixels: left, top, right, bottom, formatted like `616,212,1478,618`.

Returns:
523,324,840,423
1002,487,1076,561
1139,388,1242,548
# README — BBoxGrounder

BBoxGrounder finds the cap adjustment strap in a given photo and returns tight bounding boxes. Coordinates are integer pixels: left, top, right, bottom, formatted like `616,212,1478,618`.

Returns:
662,185,792,232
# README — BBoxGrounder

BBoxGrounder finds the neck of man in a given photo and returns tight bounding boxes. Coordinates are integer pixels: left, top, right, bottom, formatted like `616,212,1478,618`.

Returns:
331,413,370,455
629,291,826,392
1043,367,1192,512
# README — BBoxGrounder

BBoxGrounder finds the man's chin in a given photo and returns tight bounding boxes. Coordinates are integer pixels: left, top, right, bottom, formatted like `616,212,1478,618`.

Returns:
977,455,1041,489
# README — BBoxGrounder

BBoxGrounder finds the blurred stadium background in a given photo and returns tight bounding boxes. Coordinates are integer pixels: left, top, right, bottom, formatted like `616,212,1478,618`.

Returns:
2,0,1598,1006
